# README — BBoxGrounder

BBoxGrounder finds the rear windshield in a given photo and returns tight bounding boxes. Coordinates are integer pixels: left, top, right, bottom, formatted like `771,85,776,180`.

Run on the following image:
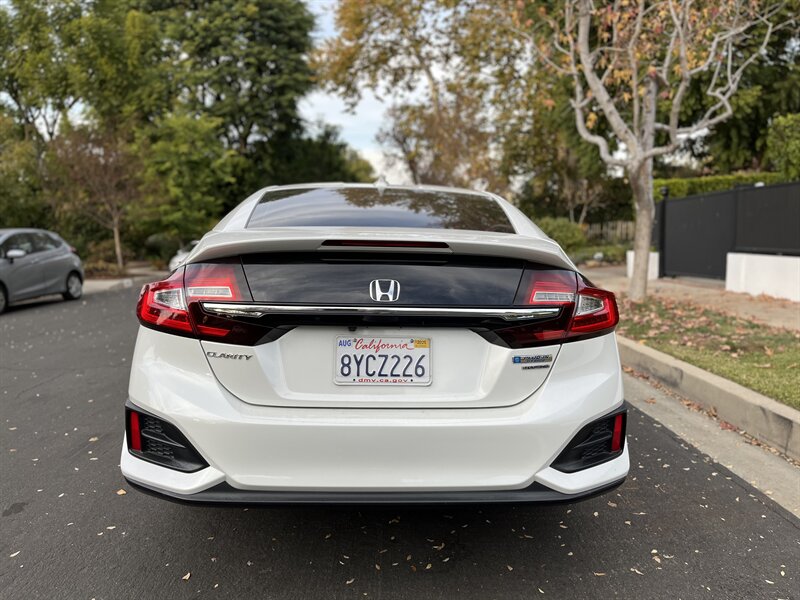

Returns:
246,187,515,233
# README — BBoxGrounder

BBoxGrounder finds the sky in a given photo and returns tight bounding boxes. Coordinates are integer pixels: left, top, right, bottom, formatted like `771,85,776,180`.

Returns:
300,1,411,183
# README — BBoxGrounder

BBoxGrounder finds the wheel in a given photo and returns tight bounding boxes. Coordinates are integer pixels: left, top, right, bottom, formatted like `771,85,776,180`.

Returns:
63,272,83,300
0,284,7,315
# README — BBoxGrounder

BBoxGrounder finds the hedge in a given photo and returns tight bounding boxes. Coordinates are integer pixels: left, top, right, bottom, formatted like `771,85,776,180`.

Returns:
535,217,586,252
652,172,787,200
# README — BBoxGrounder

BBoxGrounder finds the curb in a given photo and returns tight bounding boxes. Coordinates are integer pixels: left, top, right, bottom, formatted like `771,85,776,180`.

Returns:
83,273,166,296
617,336,800,461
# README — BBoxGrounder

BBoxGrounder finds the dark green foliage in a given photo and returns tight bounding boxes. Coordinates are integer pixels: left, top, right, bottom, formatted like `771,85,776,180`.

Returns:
653,172,787,200
766,113,800,181
0,0,374,266
518,175,633,223
268,124,375,186
570,244,629,266
534,217,586,252
679,12,800,173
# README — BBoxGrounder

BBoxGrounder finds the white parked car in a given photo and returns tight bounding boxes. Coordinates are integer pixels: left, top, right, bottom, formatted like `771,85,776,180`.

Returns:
167,240,199,272
122,183,627,504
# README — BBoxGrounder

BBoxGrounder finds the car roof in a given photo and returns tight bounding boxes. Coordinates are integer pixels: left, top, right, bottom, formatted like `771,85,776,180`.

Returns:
0,227,52,238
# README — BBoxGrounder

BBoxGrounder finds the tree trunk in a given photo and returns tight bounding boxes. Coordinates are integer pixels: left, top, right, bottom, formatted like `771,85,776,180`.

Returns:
112,218,124,272
577,200,589,226
629,78,658,302
628,160,654,301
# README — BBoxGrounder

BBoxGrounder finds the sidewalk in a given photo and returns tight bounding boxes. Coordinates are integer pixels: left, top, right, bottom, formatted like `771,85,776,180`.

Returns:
582,265,800,331
83,264,167,296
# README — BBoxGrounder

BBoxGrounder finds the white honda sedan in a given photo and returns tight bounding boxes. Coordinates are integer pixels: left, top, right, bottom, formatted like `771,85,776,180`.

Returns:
121,183,628,504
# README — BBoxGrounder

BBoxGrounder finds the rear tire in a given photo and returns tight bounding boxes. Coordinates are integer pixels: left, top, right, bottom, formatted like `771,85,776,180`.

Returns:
0,284,7,315
63,272,83,300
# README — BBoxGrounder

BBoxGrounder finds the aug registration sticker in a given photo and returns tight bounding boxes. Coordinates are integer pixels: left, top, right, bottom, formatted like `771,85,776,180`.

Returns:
334,337,432,386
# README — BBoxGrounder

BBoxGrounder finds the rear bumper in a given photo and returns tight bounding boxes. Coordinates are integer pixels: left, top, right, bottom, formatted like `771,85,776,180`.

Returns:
122,326,628,499
124,475,626,506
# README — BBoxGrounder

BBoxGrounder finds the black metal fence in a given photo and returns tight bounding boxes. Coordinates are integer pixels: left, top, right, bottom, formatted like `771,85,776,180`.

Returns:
654,181,800,280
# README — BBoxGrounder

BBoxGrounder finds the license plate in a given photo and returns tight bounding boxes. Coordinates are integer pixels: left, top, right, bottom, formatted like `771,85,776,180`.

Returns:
334,337,432,386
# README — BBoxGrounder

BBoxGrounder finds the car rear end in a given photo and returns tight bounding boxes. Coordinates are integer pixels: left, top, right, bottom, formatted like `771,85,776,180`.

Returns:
121,185,627,504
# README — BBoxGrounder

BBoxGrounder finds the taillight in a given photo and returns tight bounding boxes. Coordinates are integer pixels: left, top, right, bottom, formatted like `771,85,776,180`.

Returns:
136,261,256,340
136,269,193,334
570,282,619,334
494,269,618,348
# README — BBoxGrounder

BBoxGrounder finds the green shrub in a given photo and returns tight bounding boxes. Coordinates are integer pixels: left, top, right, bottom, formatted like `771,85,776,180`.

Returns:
570,244,629,265
653,172,786,200
766,113,800,181
536,217,586,251
83,260,125,278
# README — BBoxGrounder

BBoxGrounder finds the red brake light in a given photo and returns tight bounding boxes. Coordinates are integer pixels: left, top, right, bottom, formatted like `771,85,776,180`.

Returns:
525,270,578,305
184,262,248,302
495,269,618,348
321,240,450,249
136,270,193,333
570,285,619,334
136,262,253,339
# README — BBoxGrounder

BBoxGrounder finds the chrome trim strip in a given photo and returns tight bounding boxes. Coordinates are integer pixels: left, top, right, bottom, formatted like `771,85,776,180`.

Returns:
200,303,561,322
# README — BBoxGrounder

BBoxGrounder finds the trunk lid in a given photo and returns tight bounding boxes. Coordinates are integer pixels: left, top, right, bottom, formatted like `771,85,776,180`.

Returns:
196,249,568,409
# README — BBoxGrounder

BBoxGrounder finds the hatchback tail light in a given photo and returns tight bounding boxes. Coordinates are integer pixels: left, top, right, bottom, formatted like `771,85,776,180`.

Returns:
137,262,618,349
136,269,193,334
137,261,263,342
494,269,619,348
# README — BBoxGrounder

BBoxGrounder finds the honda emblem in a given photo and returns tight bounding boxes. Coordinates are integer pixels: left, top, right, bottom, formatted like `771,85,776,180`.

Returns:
369,279,400,302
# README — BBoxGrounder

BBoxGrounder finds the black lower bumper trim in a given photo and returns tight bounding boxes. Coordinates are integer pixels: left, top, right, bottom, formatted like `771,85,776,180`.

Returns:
124,476,625,507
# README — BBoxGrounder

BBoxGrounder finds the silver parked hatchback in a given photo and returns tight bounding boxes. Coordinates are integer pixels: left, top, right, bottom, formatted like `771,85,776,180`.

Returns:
0,228,84,314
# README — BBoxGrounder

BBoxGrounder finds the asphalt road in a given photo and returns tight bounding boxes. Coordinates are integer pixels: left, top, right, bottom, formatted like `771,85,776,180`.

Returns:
1,289,798,599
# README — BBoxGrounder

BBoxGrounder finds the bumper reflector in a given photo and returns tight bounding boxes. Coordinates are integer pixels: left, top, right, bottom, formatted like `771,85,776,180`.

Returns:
611,413,624,452
551,408,627,473
129,411,142,451
125,406,208,473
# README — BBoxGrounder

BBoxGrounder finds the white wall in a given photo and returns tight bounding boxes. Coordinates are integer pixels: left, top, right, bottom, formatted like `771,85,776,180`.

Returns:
726,253,800,302
626,251,660,281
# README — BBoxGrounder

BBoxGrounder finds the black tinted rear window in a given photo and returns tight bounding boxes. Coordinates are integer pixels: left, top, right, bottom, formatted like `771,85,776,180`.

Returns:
246,187,515,233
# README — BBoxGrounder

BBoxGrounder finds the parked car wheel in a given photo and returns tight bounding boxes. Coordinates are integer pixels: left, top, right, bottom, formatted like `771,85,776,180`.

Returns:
0,284,7,315
63,272,83,300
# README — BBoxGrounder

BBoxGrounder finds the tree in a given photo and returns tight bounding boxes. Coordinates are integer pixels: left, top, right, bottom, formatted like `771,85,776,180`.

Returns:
376,93,504,190
48,127,143,270
316,0,506,190
0,0,79,146
268,123,375,185
680,10,800,172
64,1,170,131
497,0,786,300
134,112,237,243
0,110,51,227
146,0,315,205
766,113,800,180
